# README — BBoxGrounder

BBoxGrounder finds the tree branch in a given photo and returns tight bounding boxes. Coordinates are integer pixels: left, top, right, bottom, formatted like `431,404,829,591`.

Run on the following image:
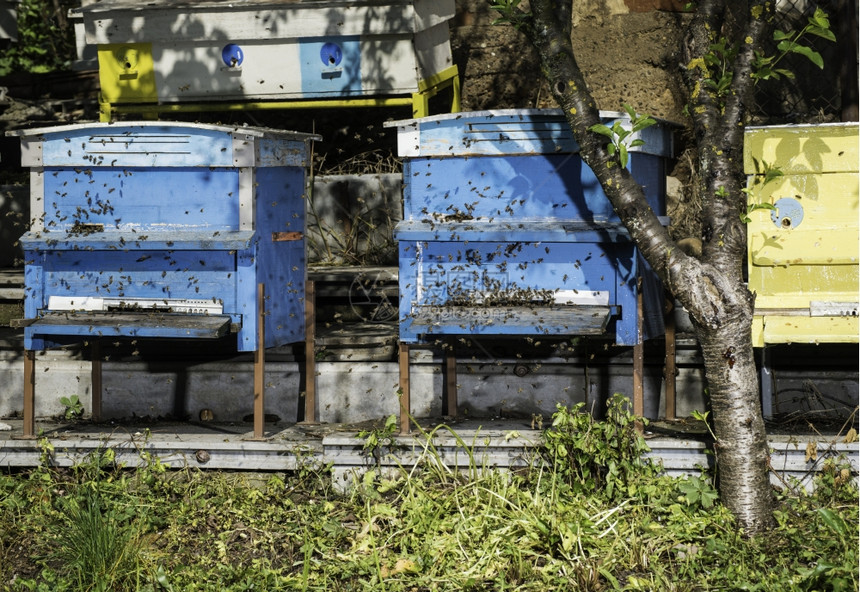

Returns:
525,0,733,325
681,0,727,152
722,0,773,152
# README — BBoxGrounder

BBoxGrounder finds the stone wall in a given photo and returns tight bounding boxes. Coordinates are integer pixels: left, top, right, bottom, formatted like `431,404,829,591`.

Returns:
451,0,691,122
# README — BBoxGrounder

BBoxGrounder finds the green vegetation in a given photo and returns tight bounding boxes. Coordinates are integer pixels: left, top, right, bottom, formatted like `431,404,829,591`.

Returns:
58,395,83,420
1,402,856,591
0,0,77,76
588,104,657,170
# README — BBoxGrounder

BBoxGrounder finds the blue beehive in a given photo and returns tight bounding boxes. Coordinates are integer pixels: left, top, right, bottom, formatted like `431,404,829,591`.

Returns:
13,122,317,353
391,109,673,346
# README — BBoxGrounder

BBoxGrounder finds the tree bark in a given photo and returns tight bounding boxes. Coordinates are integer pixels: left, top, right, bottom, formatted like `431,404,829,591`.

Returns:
514,0,776,532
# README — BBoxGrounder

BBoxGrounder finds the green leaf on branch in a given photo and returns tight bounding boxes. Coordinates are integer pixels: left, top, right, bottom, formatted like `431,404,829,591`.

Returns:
619,144,629,169
588,104,654,169
785,43,824,69
589,124,615,139
740,202,776,224
808,8,836,40
749,8,835,83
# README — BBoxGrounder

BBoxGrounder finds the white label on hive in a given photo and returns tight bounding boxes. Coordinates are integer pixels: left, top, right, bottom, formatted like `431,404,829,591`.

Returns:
48,296,223,315
553,290,610,306
809,301,859,317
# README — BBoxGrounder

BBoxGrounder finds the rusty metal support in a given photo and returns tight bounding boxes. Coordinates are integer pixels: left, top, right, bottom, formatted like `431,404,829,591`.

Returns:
398,343,410,434
664,295,677,420
303,279,317,424
253,283,266,440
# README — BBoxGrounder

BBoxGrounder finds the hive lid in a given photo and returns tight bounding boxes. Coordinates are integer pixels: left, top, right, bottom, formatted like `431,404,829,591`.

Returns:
81,0,455,43
743,121,859,175
8,122,319,168
385,108,677,159
7,121,320,141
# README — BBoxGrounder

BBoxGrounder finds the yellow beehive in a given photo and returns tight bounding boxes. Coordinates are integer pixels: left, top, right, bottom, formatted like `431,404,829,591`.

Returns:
744,122,859,347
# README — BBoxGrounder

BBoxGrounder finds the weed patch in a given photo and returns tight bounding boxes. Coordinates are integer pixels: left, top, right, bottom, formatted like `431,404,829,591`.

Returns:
1,403,856,591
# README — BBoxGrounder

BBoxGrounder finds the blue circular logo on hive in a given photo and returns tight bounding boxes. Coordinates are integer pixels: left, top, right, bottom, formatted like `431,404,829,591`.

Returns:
320,42,343,67
222,44,244,67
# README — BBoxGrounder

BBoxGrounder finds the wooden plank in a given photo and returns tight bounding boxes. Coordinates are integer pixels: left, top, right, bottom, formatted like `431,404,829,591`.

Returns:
253,283,265,439
29,312,232,340
303,280,317,424
761,316,859,345
410,305,613,335
272,231,303,242
664,296,676,420
399,343,410,434
38,126,235,167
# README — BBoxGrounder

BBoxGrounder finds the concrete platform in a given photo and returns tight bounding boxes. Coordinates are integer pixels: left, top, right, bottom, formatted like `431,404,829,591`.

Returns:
0,418,856,494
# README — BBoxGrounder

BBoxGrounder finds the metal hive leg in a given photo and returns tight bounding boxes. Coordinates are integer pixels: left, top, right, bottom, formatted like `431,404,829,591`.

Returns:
303,279,318,424
399,343,411,434
253,283,266,440
664,295,677,420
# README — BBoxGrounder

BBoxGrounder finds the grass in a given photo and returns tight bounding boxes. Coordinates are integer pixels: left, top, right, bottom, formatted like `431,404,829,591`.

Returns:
1,402,857,591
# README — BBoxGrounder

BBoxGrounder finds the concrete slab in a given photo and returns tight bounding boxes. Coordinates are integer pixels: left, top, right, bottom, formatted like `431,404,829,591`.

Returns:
1,419,855,494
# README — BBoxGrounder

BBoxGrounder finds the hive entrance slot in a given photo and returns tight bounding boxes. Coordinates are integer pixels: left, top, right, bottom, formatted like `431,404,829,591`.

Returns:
105,303,171,313
70,223,104,235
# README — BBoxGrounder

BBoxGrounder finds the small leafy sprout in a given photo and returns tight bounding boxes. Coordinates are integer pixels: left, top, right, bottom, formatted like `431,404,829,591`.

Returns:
60,394,84,420
677,474,719,509
691,409,717,440
589,104,656,168
489,0,528,27
357,414,399,465
740,159,783,223
703,37,739,99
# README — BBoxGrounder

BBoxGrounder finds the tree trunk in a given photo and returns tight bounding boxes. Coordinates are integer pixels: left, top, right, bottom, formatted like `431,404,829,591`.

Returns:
696,308,774,532
514,0,777,532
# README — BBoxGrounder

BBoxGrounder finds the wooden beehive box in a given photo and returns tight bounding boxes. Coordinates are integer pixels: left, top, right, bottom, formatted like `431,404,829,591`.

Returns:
390,109,675,346
80,0,457,115
12,121,318,352
744,122,859,346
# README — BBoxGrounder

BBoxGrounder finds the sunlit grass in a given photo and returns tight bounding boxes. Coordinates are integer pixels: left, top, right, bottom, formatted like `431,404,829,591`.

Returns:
1,403,857,591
